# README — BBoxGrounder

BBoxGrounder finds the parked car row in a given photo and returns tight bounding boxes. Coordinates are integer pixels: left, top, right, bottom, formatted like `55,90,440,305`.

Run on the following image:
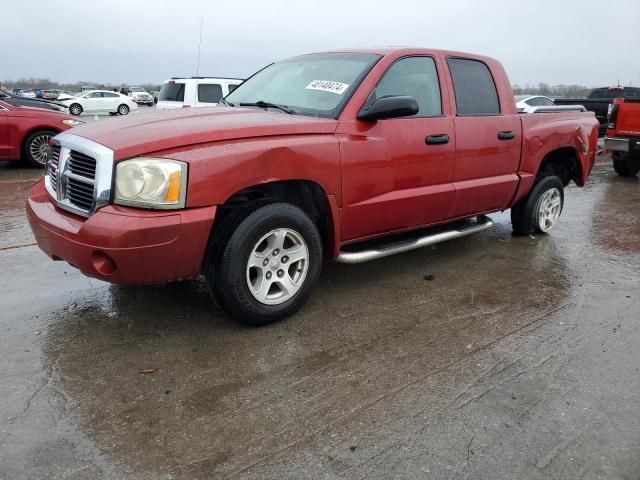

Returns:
555,86,640,135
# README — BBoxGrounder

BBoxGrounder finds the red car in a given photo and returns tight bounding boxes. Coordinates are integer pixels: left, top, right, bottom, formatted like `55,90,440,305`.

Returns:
605,98,640,176
0,100,82,167
27,48,598,325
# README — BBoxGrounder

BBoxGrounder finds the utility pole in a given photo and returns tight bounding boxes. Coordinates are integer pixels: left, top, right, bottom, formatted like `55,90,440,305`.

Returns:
196,17,204,76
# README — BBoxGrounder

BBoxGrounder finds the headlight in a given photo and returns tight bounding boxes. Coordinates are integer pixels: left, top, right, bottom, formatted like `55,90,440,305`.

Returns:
114,158,187,209
62,119,84,127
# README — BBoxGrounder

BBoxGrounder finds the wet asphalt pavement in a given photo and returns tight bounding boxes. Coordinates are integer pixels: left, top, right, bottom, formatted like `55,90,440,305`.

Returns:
0,155,639,480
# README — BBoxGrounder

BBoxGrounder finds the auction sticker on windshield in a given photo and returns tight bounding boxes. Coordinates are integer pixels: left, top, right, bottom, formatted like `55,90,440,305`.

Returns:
305,80,350,95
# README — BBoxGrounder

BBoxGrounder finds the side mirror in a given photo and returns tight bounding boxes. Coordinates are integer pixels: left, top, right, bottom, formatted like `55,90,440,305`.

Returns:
357,95,419,121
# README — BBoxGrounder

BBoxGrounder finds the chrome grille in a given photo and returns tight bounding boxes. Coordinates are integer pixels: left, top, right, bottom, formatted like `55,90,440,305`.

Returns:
47,146,61,193
44,133,114,218
67,150,97,179
66,176,95,210
61,150,97,212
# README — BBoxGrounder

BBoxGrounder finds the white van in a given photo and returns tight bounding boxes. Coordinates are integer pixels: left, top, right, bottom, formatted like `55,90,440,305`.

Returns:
156,77,243,110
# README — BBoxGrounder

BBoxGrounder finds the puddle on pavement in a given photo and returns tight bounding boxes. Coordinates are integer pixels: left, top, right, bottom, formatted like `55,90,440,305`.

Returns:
40,217,572,478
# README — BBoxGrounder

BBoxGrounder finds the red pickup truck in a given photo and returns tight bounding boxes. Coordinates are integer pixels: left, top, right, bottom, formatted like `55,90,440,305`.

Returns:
27,48,598,325
605,98,640,176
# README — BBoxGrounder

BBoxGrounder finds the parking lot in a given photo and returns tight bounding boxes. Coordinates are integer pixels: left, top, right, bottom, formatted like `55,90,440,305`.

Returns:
1,155,638,479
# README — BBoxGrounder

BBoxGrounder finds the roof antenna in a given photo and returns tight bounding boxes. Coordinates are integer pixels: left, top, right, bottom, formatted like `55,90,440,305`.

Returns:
196,17,204,76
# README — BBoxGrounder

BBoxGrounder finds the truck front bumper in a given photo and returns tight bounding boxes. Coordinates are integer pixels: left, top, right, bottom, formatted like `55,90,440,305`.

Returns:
604,136,640,154
27,180,216,285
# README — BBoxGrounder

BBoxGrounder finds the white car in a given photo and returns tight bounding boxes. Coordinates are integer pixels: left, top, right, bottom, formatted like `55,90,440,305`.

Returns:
515,95,555,113
60,90,138,116
156,77,243,110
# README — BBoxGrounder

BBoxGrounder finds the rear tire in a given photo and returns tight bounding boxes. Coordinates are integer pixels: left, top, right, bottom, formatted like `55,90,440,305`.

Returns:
612,152,640,177
117,104,130,115
206,203,323,326
69,103,83,116
511,176,564,236
23,130,56,167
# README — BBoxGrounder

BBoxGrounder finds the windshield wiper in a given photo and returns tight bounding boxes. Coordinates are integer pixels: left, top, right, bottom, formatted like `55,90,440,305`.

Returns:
239,100,295,114
219,98,234,107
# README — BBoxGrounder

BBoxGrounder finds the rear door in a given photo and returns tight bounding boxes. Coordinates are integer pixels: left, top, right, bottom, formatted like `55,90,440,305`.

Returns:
102,92,120,111
196,82,223,107
446,57,521,217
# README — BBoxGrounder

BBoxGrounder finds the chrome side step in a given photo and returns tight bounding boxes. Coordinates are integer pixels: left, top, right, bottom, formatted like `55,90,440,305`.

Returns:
335,216,494,264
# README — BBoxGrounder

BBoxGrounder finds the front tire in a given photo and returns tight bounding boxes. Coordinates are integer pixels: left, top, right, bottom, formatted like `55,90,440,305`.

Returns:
612,152,640,177
117,104,130,115
24,130,56,167
206,203,323,326
511,176,564,236
69,103,83,116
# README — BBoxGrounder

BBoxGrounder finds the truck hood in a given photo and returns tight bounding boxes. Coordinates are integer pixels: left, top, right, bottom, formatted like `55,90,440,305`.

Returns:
69,107,338,160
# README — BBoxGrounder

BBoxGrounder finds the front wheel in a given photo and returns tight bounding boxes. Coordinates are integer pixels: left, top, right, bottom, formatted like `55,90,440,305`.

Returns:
69,103,83,116
117,104,130,115
612,152,640,177
24,130,56,167
206,203,323,326
511,176,564,236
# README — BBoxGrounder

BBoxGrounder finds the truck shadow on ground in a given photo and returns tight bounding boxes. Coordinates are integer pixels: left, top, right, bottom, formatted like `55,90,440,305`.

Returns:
40,216,573,478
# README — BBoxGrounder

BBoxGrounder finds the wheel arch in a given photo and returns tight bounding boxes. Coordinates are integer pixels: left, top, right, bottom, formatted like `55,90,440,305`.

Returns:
536,146,582,186
209,179,338,261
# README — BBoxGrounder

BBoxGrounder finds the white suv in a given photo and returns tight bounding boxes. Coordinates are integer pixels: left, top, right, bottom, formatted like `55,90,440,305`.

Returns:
156,77,243,110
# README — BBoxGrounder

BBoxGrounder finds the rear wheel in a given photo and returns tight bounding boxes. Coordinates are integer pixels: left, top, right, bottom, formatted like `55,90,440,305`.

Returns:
612,152,640,177
24,130,55,167
117,104,130,115
206,203,323,326
511,176,564,236
69,103,83,116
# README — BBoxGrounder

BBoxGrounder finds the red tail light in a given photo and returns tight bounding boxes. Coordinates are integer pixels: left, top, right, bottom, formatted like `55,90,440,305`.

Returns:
608,103,620,130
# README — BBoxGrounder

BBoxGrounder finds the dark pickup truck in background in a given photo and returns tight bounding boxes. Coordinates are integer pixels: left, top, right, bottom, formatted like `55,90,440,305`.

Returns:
555,86,640,135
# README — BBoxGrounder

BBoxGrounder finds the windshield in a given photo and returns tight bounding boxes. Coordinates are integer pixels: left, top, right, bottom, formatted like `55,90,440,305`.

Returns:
225,52,381,118
130,87,145,92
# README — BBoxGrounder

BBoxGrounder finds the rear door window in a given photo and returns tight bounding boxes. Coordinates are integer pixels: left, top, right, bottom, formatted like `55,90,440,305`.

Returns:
227,84,239,94
447,58,500,115
159,82,185,102
197,83,223,103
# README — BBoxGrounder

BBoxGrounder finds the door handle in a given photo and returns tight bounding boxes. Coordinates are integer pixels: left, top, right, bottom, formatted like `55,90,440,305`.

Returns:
498,131,515,140
425,134,449,145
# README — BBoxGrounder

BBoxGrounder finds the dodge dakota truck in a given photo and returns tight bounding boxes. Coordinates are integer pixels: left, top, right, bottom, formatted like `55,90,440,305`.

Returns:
27,48,598,325
605,97,640,177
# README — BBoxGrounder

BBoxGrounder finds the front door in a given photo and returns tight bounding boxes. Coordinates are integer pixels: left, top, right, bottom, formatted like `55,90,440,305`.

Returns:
82,92,102,111
339,56,456,241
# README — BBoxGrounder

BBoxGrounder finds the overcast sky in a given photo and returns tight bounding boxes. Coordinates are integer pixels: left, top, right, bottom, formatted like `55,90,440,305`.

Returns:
3,0,639,87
